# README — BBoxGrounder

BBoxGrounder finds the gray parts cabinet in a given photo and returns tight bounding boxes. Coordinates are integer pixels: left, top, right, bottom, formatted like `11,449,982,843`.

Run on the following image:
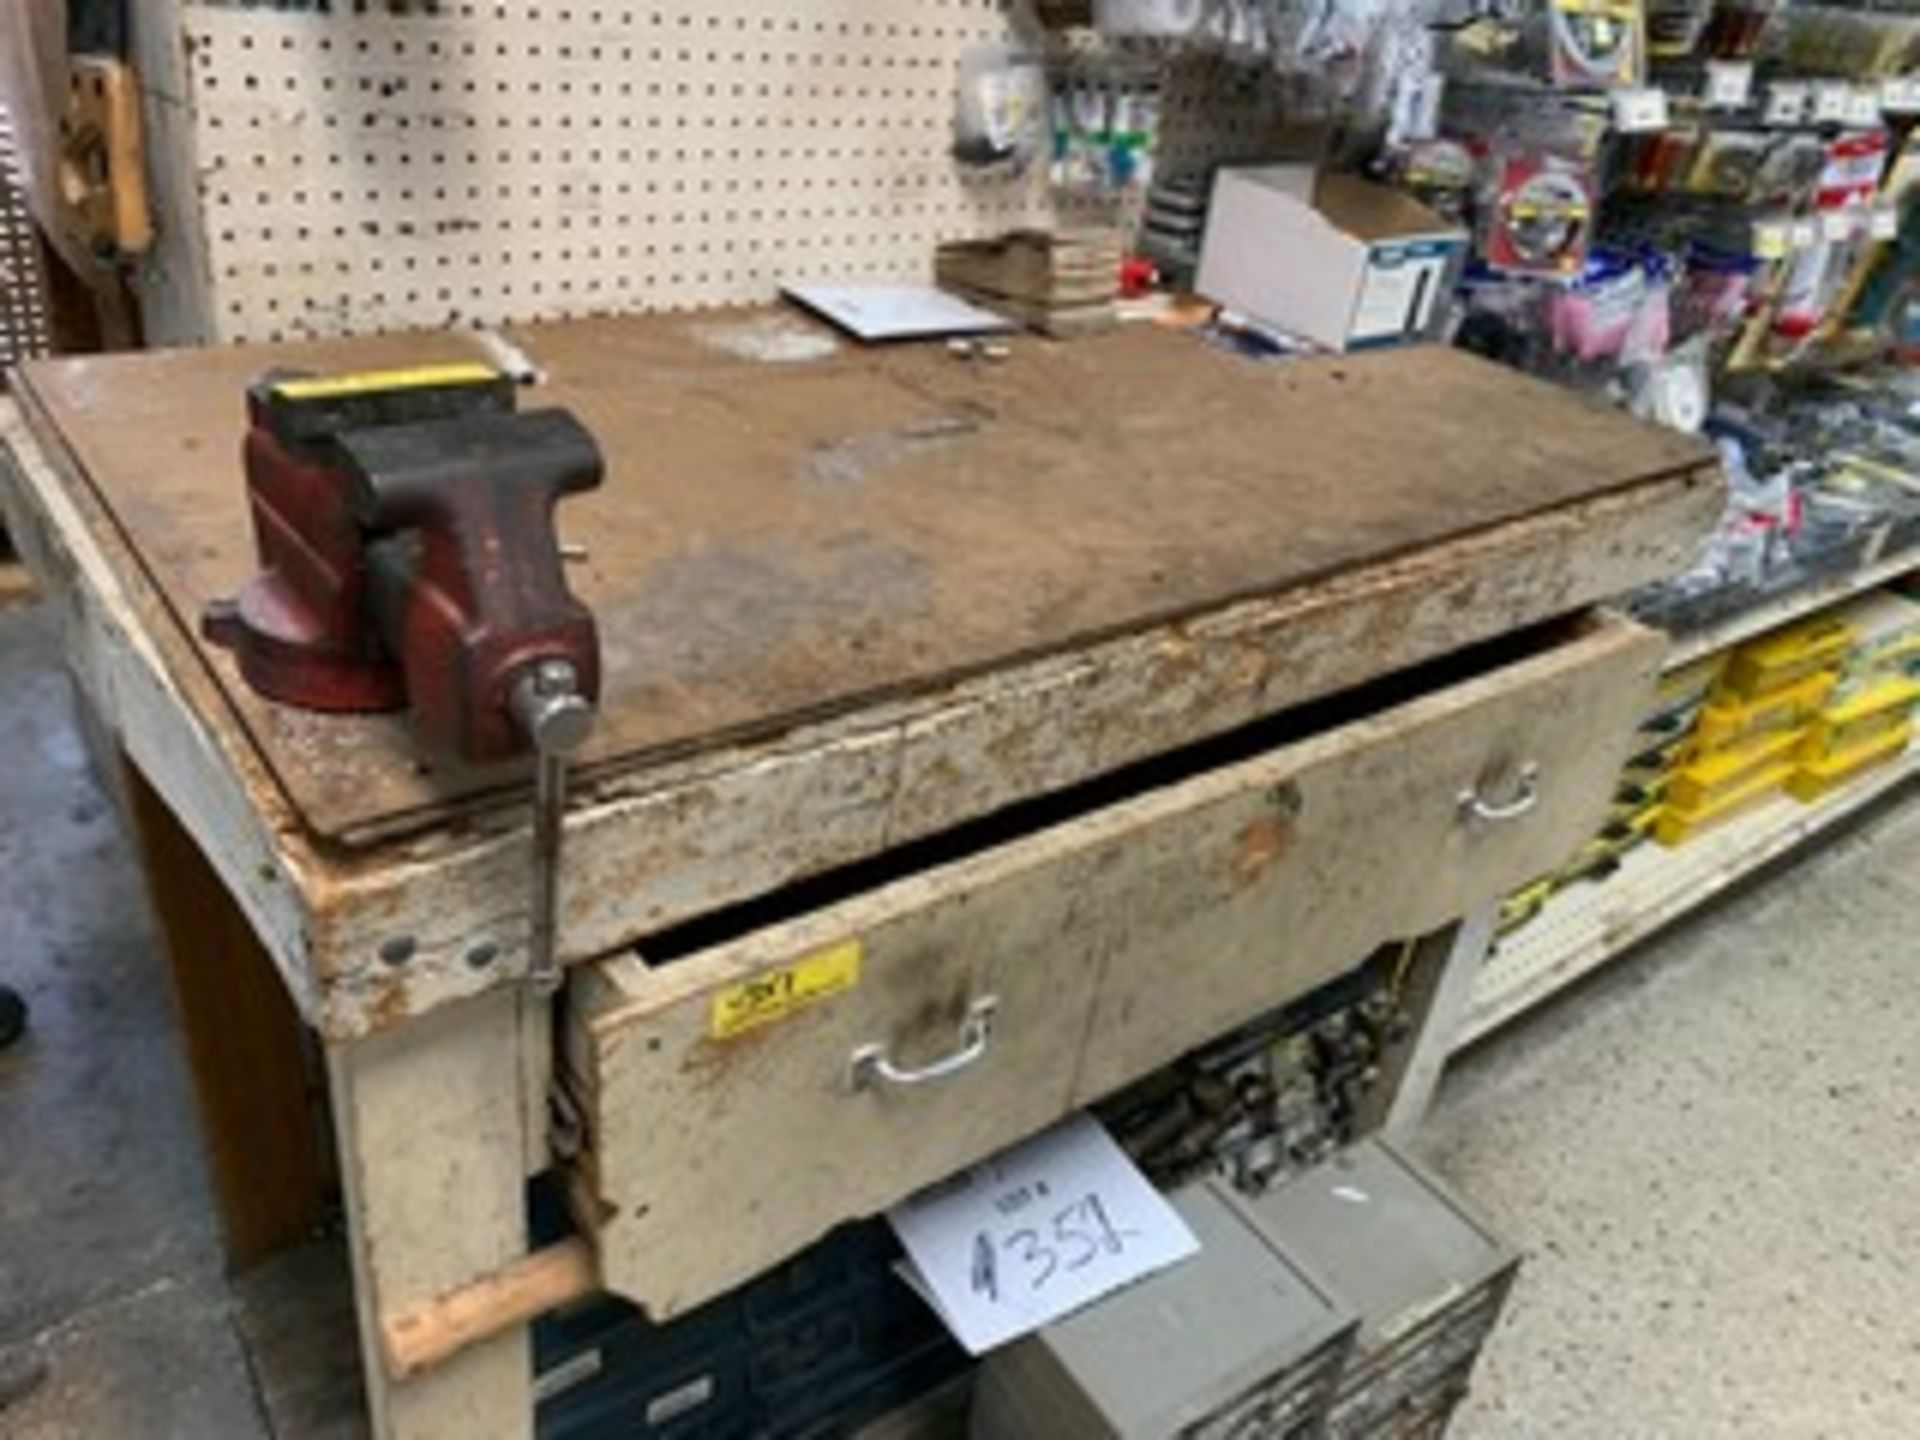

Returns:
971,1177,1358,1439
1239,1139,1522,1438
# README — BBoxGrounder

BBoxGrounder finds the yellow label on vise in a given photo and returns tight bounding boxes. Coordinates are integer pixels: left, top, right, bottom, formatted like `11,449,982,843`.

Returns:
709,940,862,1040
269,362,501,402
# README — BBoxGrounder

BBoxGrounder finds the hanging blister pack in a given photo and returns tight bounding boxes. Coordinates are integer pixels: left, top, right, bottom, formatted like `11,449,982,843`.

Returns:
1549,0,1647,87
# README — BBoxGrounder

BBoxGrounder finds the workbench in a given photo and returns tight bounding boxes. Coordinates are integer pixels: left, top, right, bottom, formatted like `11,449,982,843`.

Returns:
0,313,1720,1439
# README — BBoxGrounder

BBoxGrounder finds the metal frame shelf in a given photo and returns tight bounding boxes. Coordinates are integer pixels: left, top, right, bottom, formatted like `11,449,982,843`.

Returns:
1662,544,1920,672
1462,748,1920,1048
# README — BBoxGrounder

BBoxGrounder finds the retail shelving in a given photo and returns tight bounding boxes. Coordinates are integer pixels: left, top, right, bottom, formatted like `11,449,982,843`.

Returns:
1463,746,1920,1047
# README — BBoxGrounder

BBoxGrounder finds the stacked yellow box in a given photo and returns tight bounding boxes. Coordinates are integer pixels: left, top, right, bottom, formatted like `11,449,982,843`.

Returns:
1656,613,1854,846
1786,591,1920,802
1495,590,1920,934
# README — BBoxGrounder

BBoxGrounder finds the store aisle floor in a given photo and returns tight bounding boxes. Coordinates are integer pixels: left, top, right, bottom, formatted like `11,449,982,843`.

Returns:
1421,784,1920,1439
0,603,269,1437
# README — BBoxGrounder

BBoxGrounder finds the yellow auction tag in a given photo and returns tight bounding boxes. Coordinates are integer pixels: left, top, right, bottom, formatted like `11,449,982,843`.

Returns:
270,362,501,402
709,940,862,1040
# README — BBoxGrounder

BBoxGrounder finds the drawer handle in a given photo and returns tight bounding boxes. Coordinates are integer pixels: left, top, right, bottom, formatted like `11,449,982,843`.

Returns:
848,996,999,1092
1458,763,1542,826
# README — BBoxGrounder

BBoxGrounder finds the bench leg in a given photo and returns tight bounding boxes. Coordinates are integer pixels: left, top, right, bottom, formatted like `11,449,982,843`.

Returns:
329,989,541,1440
1382,905,1498,1139
124,760,332,1266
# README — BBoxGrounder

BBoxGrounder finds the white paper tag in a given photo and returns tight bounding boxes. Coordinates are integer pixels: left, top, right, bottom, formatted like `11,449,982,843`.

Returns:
1847,85,1884,128
1766,82,1810,127
887,1115,1199,1356
1752,218,1791,261
1883,77,1920,116
1822,208,1860,242
1790,218,1820,251
1706,61,1753,110
1612,87,1671,134
1872,205,1901,241
1813,81,1854,125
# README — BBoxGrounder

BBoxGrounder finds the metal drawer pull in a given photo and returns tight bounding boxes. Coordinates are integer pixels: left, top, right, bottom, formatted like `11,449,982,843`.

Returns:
849,996,999,1092
1458,763,1542,825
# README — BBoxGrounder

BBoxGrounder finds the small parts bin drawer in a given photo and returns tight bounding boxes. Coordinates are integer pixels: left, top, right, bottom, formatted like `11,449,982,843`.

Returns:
566,613,1662,1319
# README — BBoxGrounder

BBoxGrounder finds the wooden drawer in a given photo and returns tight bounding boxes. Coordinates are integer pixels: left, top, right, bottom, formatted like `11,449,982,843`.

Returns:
565,613,1662,1318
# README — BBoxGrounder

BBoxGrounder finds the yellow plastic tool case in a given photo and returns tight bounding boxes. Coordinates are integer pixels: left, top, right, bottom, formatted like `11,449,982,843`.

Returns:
1656,762,1795,846
1799,677,1920,762
1720,614,1855,700
1667,726,1804,812
1788,721,1914,802
1692,670,1836,751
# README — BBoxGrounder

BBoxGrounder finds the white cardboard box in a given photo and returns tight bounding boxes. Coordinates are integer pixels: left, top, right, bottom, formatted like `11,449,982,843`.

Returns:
1197,165,1467,352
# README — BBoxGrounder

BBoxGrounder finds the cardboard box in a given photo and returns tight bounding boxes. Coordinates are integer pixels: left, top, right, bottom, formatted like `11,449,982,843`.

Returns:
1197,165,1467,351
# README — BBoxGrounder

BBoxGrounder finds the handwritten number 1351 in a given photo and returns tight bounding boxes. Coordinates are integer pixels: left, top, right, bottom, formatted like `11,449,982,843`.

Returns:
971,1194,1137,1303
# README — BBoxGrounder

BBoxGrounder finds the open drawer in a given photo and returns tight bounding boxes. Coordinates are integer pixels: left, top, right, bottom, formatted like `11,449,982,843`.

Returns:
564,612,1663,1318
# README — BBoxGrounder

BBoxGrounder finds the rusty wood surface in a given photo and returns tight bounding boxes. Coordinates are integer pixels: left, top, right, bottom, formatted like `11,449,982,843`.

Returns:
14,313,1713,846
6,345,1719,1038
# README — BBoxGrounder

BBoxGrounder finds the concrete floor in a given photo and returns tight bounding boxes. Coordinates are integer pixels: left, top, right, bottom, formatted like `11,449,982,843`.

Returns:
1421,778,1920,1440
1,597,1917,1438
0,603,269,1437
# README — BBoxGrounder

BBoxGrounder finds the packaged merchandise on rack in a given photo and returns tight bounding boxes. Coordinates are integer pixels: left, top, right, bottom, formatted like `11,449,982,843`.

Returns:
1495,589,1917,919
1387,0,1920,623
1032,0,1920,638
1654,759,1794,841
1548,249,1666,360
1667,724,1804,810
1798,679,1920,760
1699,0,1781,63
1777,7,1920,79
1721,608,1857,694
1832,588,1920,690
1627,383,1920,634
1548,0,1648,89
1782,586,1920,793
1394,136,1479,221
1787,717,1913,797
1646,0,1713,60
1486,151,1599,274
1647,617,1841,844
1692,666,1834,747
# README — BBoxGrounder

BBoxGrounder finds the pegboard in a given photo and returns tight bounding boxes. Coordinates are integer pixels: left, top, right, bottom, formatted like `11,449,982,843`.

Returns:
1155,53,1304,182
169,0,1061,344
0,107,52,365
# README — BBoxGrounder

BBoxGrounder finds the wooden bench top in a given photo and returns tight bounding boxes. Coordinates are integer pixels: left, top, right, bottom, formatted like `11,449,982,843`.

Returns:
16,311,1713,847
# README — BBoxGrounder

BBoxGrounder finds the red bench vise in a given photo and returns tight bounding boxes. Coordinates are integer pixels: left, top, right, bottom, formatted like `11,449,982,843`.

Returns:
203,363,603,992
202,363,603,767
